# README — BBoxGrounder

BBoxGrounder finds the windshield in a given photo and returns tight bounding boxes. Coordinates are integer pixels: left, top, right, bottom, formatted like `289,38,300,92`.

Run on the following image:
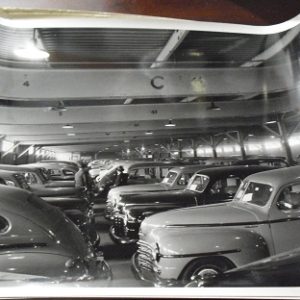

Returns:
235,181,273,206
187,174,210,192
162,171,178,184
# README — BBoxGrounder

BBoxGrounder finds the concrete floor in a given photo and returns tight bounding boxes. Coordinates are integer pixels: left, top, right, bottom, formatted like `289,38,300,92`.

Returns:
95,206,153,287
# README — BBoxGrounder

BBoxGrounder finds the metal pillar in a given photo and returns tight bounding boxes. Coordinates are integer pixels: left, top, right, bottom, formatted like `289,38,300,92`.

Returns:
263,118,294,165
278,120,294,165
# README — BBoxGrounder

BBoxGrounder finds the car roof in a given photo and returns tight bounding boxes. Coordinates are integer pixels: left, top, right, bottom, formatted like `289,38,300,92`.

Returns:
168,164,206,173
244,165,300,186
0,164,41,173
195,165,275,177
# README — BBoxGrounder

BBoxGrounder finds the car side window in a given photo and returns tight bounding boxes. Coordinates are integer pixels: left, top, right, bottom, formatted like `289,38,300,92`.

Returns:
177,173,193,186
209,176,241,197
277,183,300,210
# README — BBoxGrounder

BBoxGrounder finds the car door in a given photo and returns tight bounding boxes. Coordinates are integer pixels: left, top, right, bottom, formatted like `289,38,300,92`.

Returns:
269,181,300,254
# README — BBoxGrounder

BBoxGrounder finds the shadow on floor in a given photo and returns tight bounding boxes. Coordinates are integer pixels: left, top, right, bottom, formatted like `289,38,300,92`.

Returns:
101,243,137,260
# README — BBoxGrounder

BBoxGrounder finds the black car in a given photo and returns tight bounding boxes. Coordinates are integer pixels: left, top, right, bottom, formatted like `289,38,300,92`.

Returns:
110,165,275,244
187,247,300,287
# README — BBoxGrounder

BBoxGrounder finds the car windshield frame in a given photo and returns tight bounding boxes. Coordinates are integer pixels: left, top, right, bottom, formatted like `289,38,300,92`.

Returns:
161,170,178,185
186,174,210,193
234,180,274,207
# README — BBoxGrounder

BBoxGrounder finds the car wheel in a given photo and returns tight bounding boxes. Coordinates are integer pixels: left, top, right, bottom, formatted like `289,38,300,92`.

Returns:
180,257,230,284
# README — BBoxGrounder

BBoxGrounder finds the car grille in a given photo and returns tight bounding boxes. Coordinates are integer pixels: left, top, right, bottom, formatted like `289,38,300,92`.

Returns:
137,240,156,272
105,202,113,216
113,215,126,237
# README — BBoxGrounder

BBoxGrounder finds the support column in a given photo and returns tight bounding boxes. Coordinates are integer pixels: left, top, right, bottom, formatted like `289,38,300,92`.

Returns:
278,119,294,165
263,117,294,165
191,139,197,158
178,141,183,159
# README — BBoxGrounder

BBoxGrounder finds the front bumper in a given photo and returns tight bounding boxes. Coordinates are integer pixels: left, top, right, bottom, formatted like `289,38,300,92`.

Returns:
131,252,177,287
109,226,138,245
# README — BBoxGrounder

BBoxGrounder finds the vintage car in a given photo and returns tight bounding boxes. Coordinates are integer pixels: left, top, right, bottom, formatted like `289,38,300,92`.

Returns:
234,156,290,167
110,165,273,244
22,162,78,181
0,169,100,250
133,165,300,286
0,185,111,283
96,160,188,201
0,169,31,190
187,247,300,287
105,164,204,219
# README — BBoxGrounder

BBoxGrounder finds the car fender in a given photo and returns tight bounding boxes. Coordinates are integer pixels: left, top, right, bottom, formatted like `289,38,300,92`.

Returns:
153,226,270,265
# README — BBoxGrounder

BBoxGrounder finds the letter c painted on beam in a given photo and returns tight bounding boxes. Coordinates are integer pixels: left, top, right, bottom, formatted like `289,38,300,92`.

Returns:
151,76,164,89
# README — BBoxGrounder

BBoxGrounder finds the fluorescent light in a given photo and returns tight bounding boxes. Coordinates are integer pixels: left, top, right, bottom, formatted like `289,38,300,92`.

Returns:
165,119,176,127
113,145,118,147
62,124,73,129
14,44,49,60
145,131,153,135
265,120,277,124
248,133,254,137
67,133,76,136
177,138,183,141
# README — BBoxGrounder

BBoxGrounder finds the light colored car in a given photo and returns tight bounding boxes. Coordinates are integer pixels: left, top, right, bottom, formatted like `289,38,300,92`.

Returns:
105,165,203,220
133,165,300,286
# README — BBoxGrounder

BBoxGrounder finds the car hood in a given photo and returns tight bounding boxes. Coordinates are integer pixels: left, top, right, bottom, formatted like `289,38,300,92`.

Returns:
111,183,168,195
121,189,196,205
0,188,88,258
142,201,265,229
46,180,75,187
30,185,77,197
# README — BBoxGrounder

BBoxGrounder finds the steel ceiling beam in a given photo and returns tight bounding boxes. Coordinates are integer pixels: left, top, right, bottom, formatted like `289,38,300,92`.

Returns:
242,26,300,67
0,64,295,100
151,30,188,68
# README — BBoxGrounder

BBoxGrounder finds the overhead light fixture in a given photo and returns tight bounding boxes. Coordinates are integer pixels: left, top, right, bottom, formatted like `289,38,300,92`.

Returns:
207,101,221,111
165,119,176,127
145,131,153,135
265,120,277,124
141,146,145,151
126,149,130,153
270,135,275,139
177,138,183,142
124,140,129,143
67,133,75,136
62,124,73,129
248,133,254,137
113,144,118,147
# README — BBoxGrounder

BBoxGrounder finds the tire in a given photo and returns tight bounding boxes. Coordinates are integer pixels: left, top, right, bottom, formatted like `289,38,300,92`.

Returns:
180,257,232,284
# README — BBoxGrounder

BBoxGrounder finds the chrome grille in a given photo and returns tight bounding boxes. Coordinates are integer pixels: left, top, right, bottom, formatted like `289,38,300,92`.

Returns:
113,216,126,237
137,240,155,272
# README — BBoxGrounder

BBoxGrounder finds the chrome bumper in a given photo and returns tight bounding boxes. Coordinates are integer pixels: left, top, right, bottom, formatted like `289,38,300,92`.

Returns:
131,252,177,287
109,226,137,245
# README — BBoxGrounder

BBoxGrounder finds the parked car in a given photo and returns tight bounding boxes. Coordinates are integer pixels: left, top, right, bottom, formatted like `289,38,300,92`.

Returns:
234,156,290,167
96,160,189,201
0,169,31,190
111,165,273,244
0,185,111,283
105,164,204,220
22,162,78,181
187,247,300,287
132,165,300,286
0,168,100,250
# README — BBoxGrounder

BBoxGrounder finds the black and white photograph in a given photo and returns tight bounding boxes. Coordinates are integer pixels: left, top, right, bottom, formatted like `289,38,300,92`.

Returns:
0,0,299,298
